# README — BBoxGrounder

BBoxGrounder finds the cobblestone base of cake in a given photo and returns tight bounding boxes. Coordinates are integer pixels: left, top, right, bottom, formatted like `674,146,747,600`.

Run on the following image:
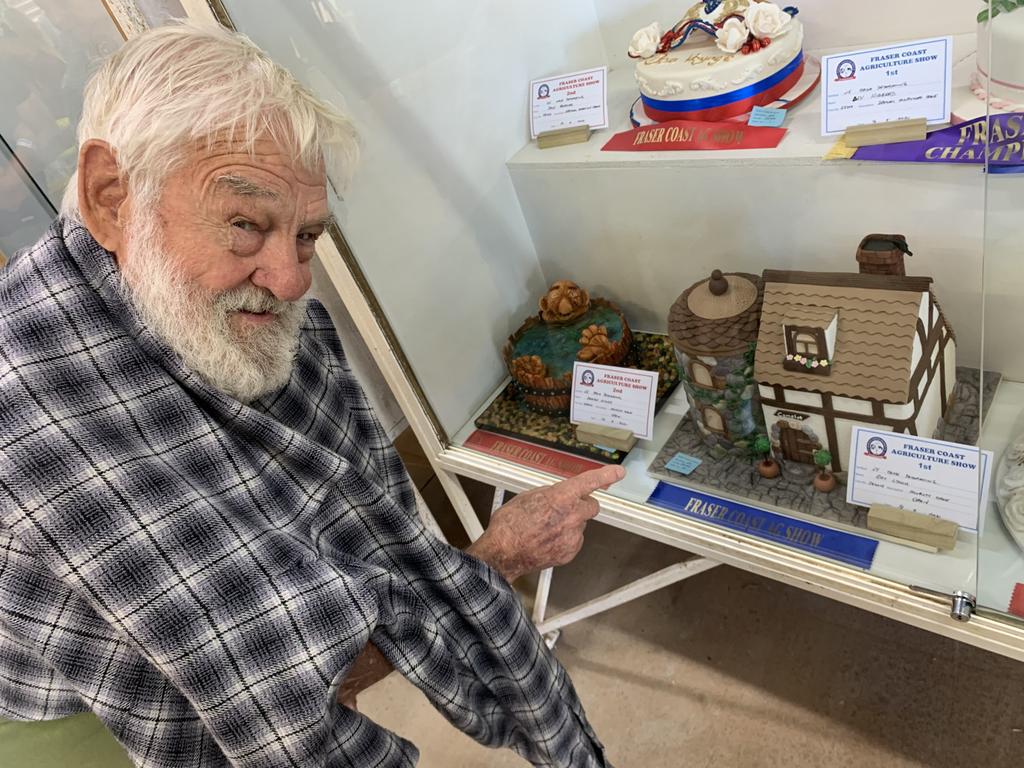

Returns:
649,367,999,532
474,332,681,463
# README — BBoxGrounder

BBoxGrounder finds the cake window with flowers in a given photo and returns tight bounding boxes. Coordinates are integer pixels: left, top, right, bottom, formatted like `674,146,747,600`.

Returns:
782,315,837,375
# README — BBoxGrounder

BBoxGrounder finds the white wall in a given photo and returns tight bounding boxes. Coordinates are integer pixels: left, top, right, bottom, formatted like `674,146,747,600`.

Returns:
594,0,977,71
222,0,608,435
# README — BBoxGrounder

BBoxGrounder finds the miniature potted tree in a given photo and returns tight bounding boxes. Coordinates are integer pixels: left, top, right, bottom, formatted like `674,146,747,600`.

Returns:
812,448,836,492
753,434,780,479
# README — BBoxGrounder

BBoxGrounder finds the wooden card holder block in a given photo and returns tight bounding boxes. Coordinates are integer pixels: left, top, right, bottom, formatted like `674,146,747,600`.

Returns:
575,423,637,452
866,504,960,551
842,117,928,148
537,125,592,150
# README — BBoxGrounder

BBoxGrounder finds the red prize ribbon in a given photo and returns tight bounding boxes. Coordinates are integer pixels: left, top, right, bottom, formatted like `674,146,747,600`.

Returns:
602,119,786,152
1010,583,1024,619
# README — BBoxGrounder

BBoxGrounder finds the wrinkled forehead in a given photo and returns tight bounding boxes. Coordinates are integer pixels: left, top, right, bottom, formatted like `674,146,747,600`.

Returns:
187,134,327,187
163,135,331,222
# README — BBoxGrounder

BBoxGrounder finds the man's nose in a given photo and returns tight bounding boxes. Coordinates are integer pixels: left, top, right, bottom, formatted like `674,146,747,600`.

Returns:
250,235,311,302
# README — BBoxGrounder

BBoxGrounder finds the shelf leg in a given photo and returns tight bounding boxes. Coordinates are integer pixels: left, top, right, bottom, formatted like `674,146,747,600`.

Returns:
412,484,448,544
533,567,554,625
435,469,485,541
535,558,720,636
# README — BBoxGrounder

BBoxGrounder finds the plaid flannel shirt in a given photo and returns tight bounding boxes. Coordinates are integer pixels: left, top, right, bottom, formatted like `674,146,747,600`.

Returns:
0,220,607,767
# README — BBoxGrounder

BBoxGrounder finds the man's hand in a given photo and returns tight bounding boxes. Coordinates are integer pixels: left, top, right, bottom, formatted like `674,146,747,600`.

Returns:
467,465,625,583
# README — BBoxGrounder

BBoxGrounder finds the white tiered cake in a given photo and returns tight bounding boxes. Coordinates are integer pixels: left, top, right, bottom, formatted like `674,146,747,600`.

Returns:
974,5,1024,110
628,0,805,123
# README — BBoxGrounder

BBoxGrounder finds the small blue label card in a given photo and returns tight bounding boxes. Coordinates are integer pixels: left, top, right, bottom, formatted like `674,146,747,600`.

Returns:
748,106,787,128
665,452,702,475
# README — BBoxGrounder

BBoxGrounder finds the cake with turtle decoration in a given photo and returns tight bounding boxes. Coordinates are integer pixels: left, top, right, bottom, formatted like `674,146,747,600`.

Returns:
504,280,633,415
628,0,804,123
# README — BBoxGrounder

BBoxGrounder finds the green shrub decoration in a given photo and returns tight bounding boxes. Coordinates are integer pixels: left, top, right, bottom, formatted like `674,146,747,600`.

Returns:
753,435,771,458
813,448,832,470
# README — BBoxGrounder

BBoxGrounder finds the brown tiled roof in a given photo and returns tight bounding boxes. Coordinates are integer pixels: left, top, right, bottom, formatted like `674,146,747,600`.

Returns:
754,273,932,403
668,272,763,356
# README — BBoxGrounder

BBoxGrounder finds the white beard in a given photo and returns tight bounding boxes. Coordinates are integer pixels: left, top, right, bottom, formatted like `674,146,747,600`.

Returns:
119,214,305,403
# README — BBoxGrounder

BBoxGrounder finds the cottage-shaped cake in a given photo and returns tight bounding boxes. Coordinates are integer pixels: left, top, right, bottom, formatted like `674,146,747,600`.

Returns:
753,270,956,474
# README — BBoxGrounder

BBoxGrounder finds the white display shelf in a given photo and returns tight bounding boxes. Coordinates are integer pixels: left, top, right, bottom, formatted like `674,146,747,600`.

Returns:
452,377,977,598
508,34,975,170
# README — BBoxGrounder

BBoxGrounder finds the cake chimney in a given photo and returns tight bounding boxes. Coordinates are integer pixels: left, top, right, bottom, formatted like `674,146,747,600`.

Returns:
856,234,911,276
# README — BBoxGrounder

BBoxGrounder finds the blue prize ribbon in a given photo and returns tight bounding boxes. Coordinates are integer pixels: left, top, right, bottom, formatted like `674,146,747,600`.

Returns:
641,50,803,113
647,482,879,569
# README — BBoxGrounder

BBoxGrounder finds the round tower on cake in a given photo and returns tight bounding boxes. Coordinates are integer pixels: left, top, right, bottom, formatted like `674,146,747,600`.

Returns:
668,270,764,456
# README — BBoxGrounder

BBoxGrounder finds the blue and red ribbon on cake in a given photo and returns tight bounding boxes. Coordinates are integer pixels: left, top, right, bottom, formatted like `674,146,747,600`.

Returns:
639,49,805,123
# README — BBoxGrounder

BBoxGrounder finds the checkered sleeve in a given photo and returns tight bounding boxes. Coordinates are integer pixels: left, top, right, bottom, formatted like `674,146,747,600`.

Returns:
0,221,609,767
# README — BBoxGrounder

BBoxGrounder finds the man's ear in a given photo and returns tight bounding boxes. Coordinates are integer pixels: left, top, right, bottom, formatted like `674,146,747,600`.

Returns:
77,140,128,256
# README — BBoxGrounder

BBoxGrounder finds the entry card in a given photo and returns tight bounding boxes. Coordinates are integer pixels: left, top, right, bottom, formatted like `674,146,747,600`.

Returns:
846,428,990,531
529,66,608,139
821,37,952,136
666,452,702,475
569,362,658,441
748,106,787,128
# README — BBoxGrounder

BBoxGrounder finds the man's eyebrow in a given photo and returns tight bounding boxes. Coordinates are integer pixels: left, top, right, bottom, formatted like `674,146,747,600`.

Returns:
214,174,280,198
304,213,337,230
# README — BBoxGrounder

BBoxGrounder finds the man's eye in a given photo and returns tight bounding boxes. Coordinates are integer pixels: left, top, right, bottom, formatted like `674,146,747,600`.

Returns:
298,231,321,243
232,220,258,232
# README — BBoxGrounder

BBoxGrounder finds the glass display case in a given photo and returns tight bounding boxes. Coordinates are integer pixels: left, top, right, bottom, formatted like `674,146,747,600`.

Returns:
0,0,123,259
153,0,1024,657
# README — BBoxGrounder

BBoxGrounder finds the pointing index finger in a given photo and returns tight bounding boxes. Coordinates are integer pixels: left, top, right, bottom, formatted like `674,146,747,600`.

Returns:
554,465,626,500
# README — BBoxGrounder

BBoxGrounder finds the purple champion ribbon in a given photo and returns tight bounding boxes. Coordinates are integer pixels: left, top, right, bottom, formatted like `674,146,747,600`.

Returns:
641,50,803,113
851,112,1024,171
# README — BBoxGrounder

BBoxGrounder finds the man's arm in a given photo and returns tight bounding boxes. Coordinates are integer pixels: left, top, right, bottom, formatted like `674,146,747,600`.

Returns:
337,465,625,707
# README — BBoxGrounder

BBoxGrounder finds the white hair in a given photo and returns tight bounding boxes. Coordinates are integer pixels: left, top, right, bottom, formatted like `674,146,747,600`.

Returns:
62,20,358,216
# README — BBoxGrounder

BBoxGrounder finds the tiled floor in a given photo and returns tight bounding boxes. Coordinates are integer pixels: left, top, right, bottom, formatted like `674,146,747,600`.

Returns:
372,435,1024,767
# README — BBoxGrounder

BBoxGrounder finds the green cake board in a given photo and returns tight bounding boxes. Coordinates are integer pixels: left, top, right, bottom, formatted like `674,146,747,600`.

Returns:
474,332,681,463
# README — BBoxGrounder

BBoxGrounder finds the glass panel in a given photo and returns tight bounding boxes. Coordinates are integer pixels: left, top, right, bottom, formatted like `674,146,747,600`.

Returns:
220,0,606,435
0,0,123,222
978,0,1024,621
222,1,993,599
134,0,186,26
0,138,53,262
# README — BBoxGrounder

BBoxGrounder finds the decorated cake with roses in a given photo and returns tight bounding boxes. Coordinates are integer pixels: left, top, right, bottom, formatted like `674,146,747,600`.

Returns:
629,0,804,122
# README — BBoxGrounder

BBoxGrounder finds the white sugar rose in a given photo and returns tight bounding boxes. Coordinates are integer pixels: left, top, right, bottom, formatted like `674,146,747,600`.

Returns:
629,22,662,59
715,17,748,53
745,2,791,38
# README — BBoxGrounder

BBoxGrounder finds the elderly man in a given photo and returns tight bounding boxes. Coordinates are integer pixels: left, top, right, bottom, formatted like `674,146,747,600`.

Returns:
0,22,622,768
